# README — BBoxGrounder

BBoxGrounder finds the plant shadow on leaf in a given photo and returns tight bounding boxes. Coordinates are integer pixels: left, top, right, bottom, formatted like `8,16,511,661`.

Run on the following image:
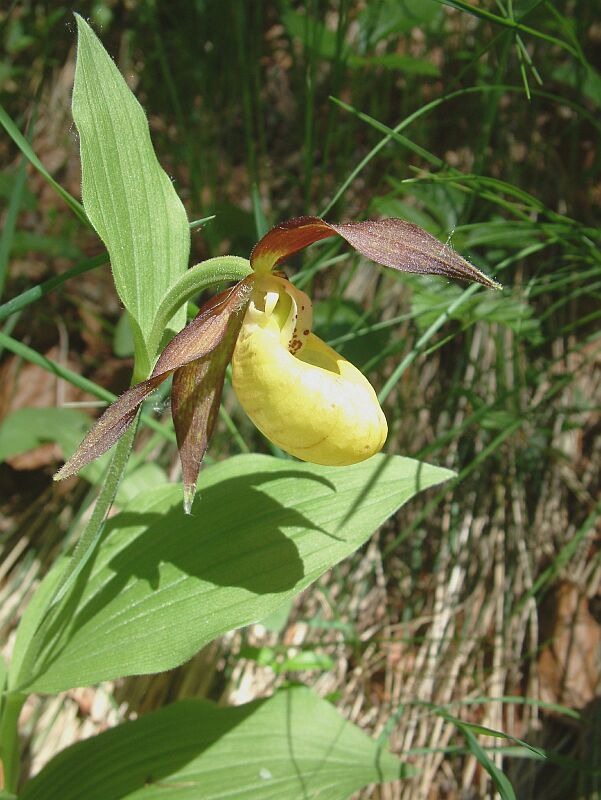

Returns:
24,455,444,692
36,470,337,672
104,478,315,592
339,454,433,530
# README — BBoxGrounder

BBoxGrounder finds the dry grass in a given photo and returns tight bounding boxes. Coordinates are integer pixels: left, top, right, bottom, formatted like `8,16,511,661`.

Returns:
2,309,599,798
2,2,601,797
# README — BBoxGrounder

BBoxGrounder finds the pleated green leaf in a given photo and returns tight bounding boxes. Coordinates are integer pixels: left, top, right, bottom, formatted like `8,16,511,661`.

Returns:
0,651,6,696
72,15,190,375
21,453,453,693
20,687,411,800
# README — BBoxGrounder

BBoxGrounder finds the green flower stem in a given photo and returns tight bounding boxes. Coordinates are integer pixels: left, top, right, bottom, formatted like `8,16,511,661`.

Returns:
3,421,139,790
144,256,252,372
50,418,140,610
0,691,26,793
12,418,140,702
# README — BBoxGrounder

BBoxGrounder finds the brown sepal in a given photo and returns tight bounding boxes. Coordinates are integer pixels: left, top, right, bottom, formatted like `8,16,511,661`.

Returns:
329,219,501,289
171,287,250,513
53,373,167,481
250,216,336,272
251,215,500,290
54,276,255,481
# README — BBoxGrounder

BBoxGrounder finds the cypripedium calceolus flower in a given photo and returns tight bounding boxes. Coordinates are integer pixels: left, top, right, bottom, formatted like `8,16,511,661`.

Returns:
56,216,500,512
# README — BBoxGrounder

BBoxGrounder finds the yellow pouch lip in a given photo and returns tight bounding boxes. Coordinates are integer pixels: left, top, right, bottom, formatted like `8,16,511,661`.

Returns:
232,274,387,466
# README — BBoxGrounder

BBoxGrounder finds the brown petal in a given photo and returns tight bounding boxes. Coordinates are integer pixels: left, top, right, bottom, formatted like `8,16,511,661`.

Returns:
53,374,167,480
54,276,255,481
329,219,501,289
250,216,337,272
152,277,253,375
172,296,248,514
251,215,500,289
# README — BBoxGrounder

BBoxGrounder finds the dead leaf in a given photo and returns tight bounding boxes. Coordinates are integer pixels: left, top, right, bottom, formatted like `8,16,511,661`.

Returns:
538,581,601,709
0,345,88,470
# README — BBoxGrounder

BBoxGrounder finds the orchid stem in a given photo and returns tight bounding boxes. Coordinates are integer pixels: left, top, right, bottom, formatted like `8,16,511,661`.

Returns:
11,415,140,697
0,692,26,793
146,256,252,364
49,415,140,610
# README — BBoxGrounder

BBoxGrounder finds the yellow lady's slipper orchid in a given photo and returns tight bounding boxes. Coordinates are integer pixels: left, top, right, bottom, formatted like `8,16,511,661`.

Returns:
232,274,387,465
56,214,500,511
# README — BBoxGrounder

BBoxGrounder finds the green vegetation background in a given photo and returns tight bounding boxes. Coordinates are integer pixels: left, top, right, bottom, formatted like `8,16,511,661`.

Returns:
1,1,600,798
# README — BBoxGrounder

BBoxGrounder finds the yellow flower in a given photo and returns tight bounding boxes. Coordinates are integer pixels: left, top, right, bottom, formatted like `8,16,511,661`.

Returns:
56,215,500,511
232,274,387,465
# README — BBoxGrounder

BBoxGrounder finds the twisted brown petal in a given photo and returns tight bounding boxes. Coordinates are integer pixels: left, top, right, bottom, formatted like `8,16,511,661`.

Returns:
329,219,501,289
250,215,500,289
53,372,168,481
54,276,254,481
171,291,250,514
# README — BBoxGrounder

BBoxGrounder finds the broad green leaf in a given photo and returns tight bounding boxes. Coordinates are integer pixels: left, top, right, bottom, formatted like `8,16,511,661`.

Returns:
117,463,168,506
0,406,113,488
21,453,452,692
8,557,67,689
112,310,135,357
259,597,293,633
72,15,190,375
20,687,411,800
